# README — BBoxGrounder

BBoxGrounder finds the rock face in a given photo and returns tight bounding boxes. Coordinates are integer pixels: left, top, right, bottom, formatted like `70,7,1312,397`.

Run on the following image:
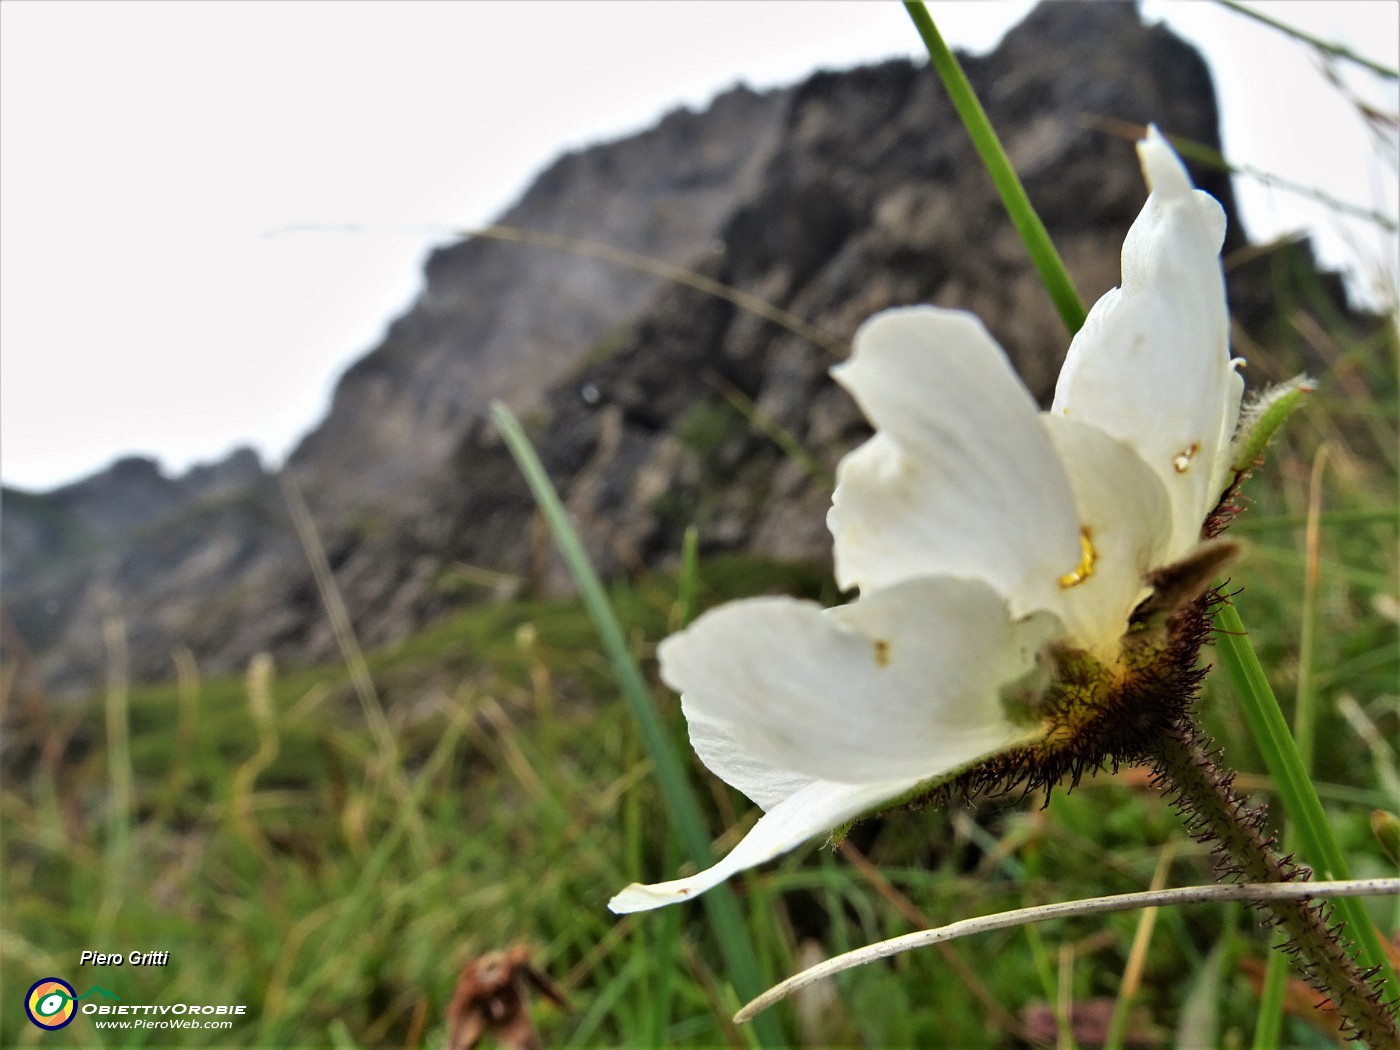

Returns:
2,449,292,686
0,2,1365,694
285,84,793,516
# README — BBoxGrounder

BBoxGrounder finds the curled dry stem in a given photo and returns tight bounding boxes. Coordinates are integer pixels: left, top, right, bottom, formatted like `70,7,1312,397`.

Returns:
734,876,1400,1028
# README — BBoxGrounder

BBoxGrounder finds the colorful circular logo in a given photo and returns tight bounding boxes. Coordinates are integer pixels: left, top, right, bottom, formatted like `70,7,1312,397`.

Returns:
26,978,77,1030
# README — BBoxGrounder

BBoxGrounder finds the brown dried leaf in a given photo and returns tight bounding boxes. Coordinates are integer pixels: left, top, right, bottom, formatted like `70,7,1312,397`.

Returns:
446,945,570,1050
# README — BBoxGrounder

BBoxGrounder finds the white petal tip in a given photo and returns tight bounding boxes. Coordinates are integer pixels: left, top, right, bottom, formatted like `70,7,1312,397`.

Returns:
1137,125,1192,199
608,883,690,914
838,306,988,383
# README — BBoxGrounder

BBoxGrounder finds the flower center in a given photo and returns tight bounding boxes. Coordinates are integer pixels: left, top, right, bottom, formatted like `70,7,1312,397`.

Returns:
1057,528,1097,589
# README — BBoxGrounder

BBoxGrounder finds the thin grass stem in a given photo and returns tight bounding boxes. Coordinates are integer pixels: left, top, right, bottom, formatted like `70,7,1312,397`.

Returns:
1083,115,1399,232
1254,444,1334,1043
678,525,700,631
902,1,1087,335
492,401,785,1048
1214,0,1399,80
96,603,134,946
735,878,1400,1023
473,224,842,357
1104,843,1176,1050
280,475,430,865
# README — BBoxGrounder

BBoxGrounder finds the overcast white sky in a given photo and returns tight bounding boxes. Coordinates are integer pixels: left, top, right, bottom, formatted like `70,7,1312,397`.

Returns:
2,1,1396,493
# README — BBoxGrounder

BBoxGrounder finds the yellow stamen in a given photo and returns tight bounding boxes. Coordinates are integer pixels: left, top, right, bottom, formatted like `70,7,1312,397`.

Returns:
873,639,891,667
1173,442,1200,473
1058,528,1097,589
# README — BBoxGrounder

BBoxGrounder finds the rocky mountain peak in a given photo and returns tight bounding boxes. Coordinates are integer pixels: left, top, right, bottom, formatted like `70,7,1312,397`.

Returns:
1,2,1370,695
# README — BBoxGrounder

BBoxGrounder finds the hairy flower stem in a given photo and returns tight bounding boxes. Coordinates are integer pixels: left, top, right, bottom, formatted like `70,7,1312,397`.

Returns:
1149,722,1398,1046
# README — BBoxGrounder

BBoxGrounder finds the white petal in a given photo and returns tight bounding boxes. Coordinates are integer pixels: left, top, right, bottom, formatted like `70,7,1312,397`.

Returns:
829,307,1083,614
619,577,1059,914
659,575,1062,786
1042,416,1173,657
686,710,816,812
1208,365,1246,504
1050,126,1240,559
608,777,925,913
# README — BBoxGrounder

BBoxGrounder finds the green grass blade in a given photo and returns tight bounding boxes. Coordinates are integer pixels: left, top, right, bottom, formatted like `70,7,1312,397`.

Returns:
492,402,786,1047
1253,450,1329,1042
1251,953,1287,1050
1212,597,1397,990
902,1,1087,335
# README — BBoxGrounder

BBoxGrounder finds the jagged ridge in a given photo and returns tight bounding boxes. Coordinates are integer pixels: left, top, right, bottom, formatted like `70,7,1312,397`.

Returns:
0,2,1372,695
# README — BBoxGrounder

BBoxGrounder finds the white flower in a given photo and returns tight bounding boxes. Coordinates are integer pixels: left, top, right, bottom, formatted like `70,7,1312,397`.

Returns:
609,127,1244,915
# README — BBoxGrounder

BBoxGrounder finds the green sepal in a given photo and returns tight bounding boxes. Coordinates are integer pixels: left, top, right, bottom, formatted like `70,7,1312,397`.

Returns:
1229,374,1314,475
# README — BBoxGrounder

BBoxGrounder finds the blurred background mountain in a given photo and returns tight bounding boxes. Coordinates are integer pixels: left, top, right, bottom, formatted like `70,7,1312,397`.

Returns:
0,1,1379,695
